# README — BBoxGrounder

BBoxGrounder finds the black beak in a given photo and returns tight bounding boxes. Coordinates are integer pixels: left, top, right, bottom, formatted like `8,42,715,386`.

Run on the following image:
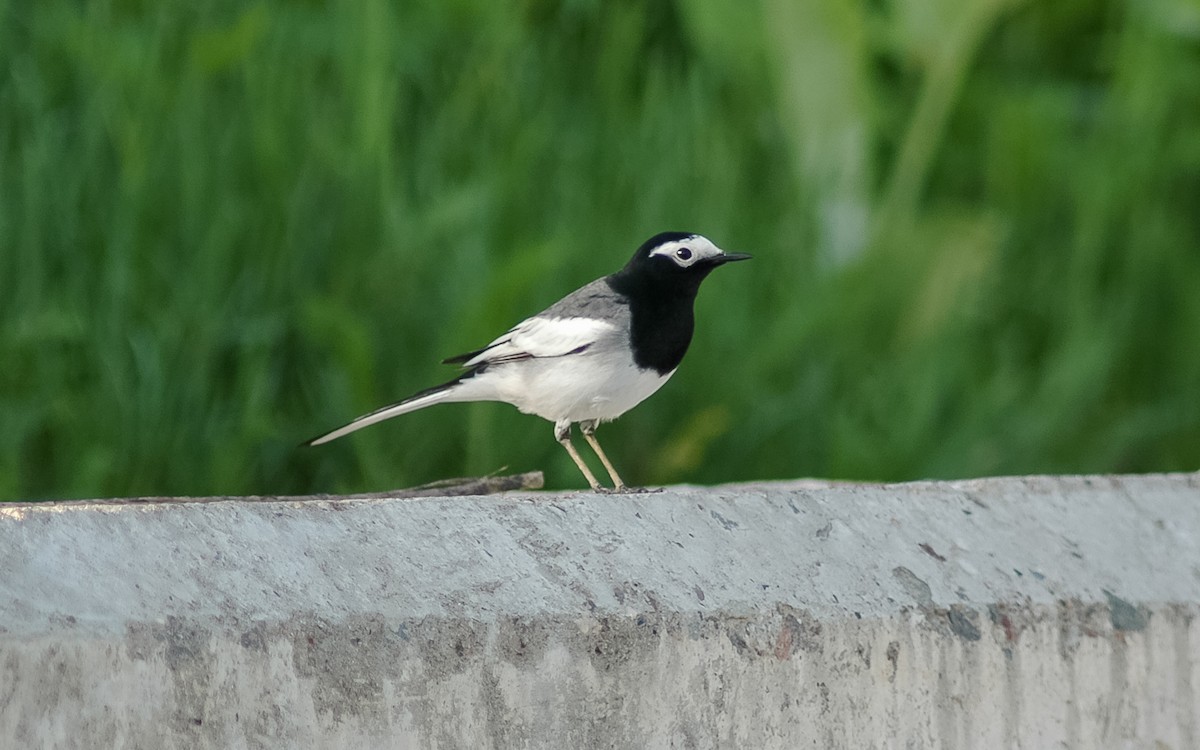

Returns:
712,252,752,265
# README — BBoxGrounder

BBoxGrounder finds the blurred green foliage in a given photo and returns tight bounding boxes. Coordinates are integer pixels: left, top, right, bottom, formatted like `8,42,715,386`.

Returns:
2,0,1198,500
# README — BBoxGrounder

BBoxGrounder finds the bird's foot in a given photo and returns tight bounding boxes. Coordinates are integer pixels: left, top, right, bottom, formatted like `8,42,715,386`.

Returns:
582,484,662,495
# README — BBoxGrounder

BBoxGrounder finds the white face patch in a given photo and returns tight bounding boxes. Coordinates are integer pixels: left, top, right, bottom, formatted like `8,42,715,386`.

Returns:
648,235,725,268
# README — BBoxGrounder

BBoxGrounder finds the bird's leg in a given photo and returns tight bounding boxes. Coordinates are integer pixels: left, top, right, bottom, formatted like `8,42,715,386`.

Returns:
555,421,604,491
580,420,626,492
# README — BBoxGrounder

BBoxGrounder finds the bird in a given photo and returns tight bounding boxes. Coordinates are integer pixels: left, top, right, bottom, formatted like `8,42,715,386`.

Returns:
306,232,751,491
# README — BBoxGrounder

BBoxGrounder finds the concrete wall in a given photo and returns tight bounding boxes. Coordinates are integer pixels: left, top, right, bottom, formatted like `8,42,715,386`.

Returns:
2,473,1199,749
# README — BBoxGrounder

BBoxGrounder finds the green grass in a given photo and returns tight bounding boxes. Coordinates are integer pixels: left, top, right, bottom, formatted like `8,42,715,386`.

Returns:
2,0,1198,500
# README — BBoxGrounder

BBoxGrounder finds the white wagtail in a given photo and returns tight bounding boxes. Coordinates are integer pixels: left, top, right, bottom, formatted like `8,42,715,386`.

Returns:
307,232,751,490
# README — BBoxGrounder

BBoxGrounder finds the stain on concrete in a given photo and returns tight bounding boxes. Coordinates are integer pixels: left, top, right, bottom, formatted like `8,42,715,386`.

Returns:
772,605,822,660
288,615,396,725
585,614,669,672
988,604,1020,643
710,510,738,531
1104,590,1148,631
494,616,552,668
239,622,267,652
777,604,822,654
885,641,900,682
773,622,794,660
726,628,751,656
947,606,982,642
919,543,947,562
893,566,934,607
125,616,218,735
1056,598,1111,660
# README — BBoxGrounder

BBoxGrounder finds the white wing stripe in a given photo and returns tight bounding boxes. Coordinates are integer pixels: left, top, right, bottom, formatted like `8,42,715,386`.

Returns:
463,316,614,367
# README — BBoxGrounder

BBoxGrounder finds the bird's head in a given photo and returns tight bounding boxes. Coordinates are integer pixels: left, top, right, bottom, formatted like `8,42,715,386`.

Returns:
619,232,752,293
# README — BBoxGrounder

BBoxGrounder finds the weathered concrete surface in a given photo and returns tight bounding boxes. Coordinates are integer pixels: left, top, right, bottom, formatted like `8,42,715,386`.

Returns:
2,474,1199,749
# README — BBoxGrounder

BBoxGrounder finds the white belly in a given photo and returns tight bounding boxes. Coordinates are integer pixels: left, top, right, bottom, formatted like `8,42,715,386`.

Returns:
462,354,675,424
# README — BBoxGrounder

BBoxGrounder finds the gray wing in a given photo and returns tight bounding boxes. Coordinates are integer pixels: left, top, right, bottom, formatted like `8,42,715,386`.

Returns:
443,278,631,369
540,278,630,320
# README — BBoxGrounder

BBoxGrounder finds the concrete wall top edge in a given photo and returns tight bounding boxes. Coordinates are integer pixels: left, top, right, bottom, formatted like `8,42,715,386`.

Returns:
2,473,1198,639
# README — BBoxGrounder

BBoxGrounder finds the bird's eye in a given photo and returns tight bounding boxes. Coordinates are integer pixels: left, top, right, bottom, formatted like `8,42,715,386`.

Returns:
675,247,693,261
